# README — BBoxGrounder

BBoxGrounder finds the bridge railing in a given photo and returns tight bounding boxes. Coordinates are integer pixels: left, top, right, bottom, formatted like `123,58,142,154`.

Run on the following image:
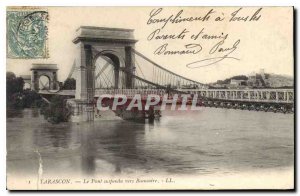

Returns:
179,89,294,103
94,89,166,99
40,88,294,104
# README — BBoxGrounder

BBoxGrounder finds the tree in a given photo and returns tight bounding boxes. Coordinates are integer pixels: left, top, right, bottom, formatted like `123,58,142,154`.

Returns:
6,72,44,109
62,78,76,90
7,72,25,108
21,89,42,108
6,72,16,80
6,72,24,97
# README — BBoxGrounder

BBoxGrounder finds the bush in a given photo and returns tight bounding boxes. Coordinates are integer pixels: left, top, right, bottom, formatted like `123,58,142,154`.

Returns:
40,95,71,124
62,78,76,90
7,89,43,109
7,92,24,109
22,90,43,108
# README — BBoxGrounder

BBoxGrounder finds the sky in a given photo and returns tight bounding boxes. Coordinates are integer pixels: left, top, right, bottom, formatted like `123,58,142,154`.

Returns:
6,7,294,83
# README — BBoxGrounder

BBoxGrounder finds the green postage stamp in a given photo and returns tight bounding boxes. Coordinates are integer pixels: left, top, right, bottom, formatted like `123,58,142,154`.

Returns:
6,8,49,58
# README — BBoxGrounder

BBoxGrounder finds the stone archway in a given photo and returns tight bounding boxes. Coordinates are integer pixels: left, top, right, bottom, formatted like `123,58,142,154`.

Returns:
38,75,51,90
30,64,58,91
73,26,137,100
93,50,123,89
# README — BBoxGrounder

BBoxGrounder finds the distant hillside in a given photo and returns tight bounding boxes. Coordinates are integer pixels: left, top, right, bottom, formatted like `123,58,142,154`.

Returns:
210,73,293,88
265,74,294,87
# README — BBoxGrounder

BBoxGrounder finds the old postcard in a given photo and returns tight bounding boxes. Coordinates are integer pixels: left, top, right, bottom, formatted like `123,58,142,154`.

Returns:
6,6,294,190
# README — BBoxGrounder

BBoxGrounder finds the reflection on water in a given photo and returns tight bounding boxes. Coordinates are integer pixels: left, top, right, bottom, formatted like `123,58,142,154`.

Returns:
6,108,294,177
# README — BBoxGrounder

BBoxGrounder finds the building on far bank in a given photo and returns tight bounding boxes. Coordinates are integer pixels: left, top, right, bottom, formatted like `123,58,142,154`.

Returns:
247,69,270,88
229,79,247,88
205,69,292,89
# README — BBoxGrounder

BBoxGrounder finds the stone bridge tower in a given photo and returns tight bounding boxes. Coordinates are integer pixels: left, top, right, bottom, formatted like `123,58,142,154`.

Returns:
73,26,138,101
30,64,58,91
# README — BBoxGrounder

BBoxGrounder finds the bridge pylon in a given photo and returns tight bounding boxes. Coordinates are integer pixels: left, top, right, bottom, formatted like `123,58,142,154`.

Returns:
69,26,138,121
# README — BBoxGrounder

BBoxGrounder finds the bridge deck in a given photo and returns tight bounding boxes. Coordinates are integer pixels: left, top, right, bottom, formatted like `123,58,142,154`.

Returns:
39,90,76,96
39,88,294,104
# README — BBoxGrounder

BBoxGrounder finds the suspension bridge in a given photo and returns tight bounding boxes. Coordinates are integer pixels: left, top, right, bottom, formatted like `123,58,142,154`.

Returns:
33,26,293,121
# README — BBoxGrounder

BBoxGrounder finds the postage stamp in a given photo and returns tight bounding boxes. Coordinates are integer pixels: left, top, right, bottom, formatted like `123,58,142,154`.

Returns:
6,8,49,58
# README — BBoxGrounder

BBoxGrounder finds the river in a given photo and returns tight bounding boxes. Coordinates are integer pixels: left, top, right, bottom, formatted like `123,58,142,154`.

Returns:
6,107,294,188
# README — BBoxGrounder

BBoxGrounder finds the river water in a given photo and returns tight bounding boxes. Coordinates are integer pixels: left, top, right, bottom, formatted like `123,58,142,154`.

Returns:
7,107,294,180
